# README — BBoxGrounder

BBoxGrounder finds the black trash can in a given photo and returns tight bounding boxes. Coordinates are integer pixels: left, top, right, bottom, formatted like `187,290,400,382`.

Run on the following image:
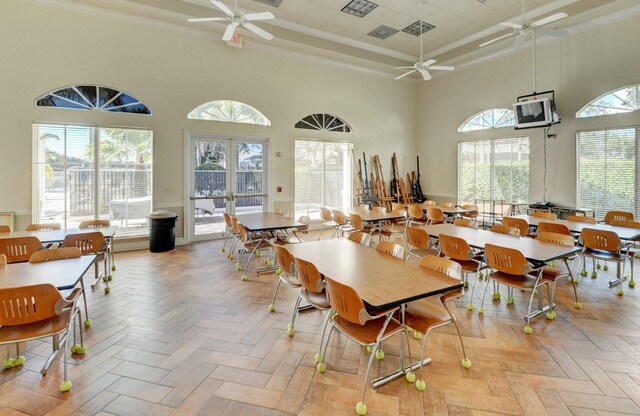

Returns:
149,210,178,253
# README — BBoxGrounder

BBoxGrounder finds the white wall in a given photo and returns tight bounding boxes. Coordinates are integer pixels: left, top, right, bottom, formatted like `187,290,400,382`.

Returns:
0,1,417,236
417,16,640,204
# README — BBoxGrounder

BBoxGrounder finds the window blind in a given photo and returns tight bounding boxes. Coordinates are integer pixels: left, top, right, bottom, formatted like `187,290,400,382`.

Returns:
577,127,637,220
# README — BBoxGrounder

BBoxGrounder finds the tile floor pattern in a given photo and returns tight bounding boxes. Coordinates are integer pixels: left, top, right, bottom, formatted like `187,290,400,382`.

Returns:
2,232,640,415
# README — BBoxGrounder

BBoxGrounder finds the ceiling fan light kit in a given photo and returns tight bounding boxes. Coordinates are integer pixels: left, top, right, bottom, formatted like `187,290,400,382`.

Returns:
188,0,275,42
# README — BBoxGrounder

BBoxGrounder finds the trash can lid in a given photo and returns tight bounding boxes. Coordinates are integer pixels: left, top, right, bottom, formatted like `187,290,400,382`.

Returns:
148,210,178,219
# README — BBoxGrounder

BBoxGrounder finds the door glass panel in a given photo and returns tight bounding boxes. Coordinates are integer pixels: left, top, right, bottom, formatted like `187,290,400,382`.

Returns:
194,139,228,236
235,143,264,215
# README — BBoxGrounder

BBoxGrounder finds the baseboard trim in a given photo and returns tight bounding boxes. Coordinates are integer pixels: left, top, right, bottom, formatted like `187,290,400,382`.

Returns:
114,237,186,252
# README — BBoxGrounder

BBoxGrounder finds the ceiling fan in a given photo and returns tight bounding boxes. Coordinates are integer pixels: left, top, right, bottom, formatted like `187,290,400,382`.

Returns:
188,0,275,42
480,0,568,51
395,2,454,81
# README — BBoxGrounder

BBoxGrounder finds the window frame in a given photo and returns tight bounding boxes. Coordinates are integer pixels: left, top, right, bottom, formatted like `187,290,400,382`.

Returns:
188,100,271,126
36,85,152,115
458,108,515,132
576,84,640,119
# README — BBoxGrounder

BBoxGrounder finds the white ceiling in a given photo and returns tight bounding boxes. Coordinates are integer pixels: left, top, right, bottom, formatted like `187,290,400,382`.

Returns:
55,0,640,77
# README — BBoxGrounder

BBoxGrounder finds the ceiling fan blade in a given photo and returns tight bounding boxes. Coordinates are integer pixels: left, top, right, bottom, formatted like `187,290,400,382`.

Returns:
422,59,437,66
417,68,432,81
188,17,226,22
211,1,234,17
499,21,523,30
395,69,417,80
479,33,514,47
222,22,238,41
535,27,568,38
512,34,525,51
394,66,416,69
244,22,274,40
244,12,274,21
533,12,568,28
429,65,455,71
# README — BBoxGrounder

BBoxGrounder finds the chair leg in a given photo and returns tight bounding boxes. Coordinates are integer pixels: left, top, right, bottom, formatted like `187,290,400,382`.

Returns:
242,246,258,281
60,329,71,392
102,258,110,294
221,227,231,253
357,314,394,416
79,279,91,327
317,223,325,241
269,279,283,312
288,293,303,337
478,275,491,314
443,302,471,369
315,309,332,365
316,323,334,373
545,280,559,319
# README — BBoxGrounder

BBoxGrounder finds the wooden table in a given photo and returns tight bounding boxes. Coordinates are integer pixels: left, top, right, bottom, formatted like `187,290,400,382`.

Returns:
285,239,463,388
0,255,96,374
353,212,405,223
510,215,640,241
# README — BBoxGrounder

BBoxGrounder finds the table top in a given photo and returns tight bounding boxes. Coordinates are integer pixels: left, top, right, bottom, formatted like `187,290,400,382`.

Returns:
425,224,581,264
351,212,405,222
0,226,119,243
284,239,463,312
236,213,304,232
510,215,640,240
434,206,475,214
0,255,96,290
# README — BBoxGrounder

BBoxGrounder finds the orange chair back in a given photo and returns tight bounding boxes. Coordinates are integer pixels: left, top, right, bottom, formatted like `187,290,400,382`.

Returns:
324,276,368,325
536,232,574,247
604,211,633,225
581,228,623,253
350,213,364,230
0,225,11,233
375,241,404,259
348,231,371,246
371,206,386,215
26,223,61,231
333,210,348,226
531,211,557,220
292,257,325,294
236,223,250,242
440,202,455,208
320,207,333,222
79,219,111,229
408,204,424,220
29,247,82,263
419,256,462,279
610,220,640,229
439,234,473,261
453,218,477,229
0,283,62,326
421,201,436,207
490,225,520,237
538,221,570,235
297,215,310,231
391,202,404,212
63,232,105,255
426,207,444,223
484,244,531,276
231,216,241,234
0,237,42,264
567,215,596,224
223,212,233,228
405,227,431,250
461,204,478,219
502,217,529,236
353,205,369,216
273,245,295,274
0,254,6,267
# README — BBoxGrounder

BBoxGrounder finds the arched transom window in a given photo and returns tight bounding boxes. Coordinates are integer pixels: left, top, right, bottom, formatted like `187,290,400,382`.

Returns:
188,100,271,126
458,108,514,132
577,85,640,118
295,113,352,133
36,85,151,115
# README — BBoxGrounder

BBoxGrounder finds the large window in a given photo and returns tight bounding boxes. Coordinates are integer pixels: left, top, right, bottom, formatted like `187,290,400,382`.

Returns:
458,108,515,132
36,85,152,115
577,128,639,220
188,100,271,126
458,137,529,204
33,123,153,236
577,85,640,118
295,140,352,219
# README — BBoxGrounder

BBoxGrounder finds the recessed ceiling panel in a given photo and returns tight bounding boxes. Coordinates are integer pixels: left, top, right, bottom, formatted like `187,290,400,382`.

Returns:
341,0,378,18
367,25,399,40
402,20,436,36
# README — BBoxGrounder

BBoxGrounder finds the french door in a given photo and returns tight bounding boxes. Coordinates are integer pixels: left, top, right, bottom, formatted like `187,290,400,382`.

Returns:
187,133,267,241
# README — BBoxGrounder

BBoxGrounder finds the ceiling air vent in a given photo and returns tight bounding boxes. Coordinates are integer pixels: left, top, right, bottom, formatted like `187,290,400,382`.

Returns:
252,0,283,7
402,20,435,36
341,0,378,18
367,25,398,40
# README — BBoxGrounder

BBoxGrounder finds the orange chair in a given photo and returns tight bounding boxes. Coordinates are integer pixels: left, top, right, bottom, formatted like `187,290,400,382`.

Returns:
391,202,404,212
438,234,485,310
403,256,472,391
350,213,366,232
29,247,93,327
289,257,331,337
348,231,372,246
292,215,311,242
604,211,633,225
26,223,61,231
375,241,405,260
567,215,596,224
318,276,411,416
531,211,557,220
221,212,237,254
62,232,109,293
490,225,520,236
440,202,455,208
235,223,272,282
0,283,85,391
426,207,445,225
404,227,437,258
538,222,570,235
268,245,300,313
0,254,5,266
318,208,338,240
354,204,370,215
421,200,436,207
371,206,386,215
502,217,530,237
480,244,549,334
80,220,116,276
0,226,11,233
460,204,479,220
0,236,42,263
332,210,354,238
536,232,581,309
453,218,478,229
580,228,632,294
407,204,428,226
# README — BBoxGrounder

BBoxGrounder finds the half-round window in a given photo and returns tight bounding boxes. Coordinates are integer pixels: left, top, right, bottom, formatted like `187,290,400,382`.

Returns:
577,85,640,118
295,114,352,133
188,100,271,126
36,85,151,115
458,108,514,132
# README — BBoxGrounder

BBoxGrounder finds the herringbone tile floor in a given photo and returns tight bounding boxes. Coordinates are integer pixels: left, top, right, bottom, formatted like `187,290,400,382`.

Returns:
2,232,640,415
